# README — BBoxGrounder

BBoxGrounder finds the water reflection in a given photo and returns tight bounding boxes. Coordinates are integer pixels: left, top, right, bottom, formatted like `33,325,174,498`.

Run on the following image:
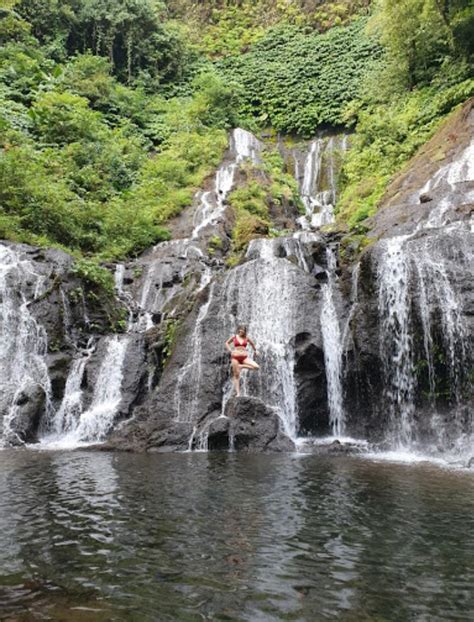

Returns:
0,452,473,621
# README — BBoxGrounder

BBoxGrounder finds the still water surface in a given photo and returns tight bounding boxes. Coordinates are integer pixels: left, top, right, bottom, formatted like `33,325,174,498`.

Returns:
0,451,473,621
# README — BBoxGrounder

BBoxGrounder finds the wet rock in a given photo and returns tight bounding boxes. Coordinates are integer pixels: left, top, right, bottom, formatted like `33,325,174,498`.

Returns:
419,192,433,203
47,351,72,400
225,397,295,452
4,383,45,444
299,439,369,456
207,416,231,450
107,412,194,452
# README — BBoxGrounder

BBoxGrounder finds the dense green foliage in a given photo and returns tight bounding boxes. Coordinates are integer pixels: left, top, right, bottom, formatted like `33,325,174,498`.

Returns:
0,0,473,259
219,18,382,136
0,2,233,259
169,0,371,57
369,0,474,89
13,0,189,86
336,0,474,227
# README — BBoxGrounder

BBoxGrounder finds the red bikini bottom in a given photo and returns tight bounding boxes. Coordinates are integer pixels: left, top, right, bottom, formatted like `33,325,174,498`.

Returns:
232,353,247,364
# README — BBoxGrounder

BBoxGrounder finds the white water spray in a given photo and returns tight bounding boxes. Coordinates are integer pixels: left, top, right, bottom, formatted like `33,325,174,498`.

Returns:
0,246,52,443
320,247,346,437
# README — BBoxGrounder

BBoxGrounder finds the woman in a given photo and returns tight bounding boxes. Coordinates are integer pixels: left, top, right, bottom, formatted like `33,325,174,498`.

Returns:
225,325,260,397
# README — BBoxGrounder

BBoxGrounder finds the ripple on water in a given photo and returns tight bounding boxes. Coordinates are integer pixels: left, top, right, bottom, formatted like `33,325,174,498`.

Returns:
0,451,473,621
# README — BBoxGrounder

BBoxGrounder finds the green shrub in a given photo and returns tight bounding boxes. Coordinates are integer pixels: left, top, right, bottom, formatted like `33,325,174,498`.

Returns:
218,18,383,136
336,77,474,228
30,91,104,145
228,145,299,253
70,258,114,296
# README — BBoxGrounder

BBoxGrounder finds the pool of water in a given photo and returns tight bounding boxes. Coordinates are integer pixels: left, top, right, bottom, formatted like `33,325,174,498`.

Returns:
1,450,473,621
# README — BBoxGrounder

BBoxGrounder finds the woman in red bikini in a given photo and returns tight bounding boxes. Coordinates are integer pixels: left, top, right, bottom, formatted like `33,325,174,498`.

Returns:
225,325,259,397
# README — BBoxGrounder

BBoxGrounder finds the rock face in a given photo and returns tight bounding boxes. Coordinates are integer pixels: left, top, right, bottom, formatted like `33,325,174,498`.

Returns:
341,98,474,448
109,396,296,452
0,241,132,445
367,99,474,240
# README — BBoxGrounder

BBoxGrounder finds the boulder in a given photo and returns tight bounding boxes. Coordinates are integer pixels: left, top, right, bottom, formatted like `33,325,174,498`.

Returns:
224,396,295,452
2,383,45,445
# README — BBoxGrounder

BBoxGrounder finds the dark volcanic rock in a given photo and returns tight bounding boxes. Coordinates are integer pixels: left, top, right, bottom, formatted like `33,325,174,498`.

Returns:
224,397,295,452
47,352,72,400
108,396,296,453
299,439,369,456
106,409,194,452
4,384,45,445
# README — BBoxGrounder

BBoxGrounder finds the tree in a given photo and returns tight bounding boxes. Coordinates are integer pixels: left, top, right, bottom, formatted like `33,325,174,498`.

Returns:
369,0,474,88
15,0,187,84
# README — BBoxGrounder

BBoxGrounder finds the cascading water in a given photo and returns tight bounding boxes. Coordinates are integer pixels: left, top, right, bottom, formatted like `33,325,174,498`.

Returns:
374,140,473,453
0,246,52,444
137,129,262,324
48,340,95,437
414,244,468,402
297,135,348,229
376,232,472,454
377,236,417,447
70,335,129,442
320,247,346,438
43,336,129,447
35,128,264,450
3,123,470,460
220,239,303,439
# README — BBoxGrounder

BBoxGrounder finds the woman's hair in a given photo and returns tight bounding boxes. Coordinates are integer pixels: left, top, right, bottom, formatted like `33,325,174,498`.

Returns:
236,324,247,336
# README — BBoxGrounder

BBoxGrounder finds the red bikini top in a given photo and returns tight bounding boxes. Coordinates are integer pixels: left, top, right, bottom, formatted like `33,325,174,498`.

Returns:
233,336,248,347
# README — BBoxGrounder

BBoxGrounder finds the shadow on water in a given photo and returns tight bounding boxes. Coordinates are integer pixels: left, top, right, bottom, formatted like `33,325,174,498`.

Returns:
1,450,474,621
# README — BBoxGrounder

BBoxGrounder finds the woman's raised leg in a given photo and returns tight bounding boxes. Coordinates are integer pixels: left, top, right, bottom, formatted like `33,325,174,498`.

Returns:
240,357,259,371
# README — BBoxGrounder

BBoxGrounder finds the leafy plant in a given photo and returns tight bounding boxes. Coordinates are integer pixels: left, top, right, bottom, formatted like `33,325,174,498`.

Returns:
218,18,383,136
70,258,115,296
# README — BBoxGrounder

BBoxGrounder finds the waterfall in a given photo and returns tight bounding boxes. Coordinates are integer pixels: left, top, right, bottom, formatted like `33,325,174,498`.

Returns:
377,236,416,447
414,240,469,402
297,135,348,229
114,264,125,294
60,287,73,344
221,239,301,439
42,336,129,447
320,247,346,437
233,128,262,164
192,191,215,239
174,283,216,422
0,246,52,444
72,336,128,441
136,129,262,328
372,138,474,452
376,231,471,449
49,340,95,436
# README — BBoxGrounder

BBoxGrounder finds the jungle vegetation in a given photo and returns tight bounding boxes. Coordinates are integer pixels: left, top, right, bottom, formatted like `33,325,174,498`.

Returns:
0,0,472,266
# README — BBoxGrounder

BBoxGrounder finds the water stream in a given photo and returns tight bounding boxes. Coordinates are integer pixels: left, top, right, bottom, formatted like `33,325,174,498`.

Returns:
0,247,52,445
375,141,473,452
41,336,129,448
297,134,348,228
320,247,346,437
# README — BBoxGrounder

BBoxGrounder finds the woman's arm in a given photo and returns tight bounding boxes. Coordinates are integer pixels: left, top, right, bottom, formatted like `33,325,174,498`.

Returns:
225,336,234,354
247,338,259,357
